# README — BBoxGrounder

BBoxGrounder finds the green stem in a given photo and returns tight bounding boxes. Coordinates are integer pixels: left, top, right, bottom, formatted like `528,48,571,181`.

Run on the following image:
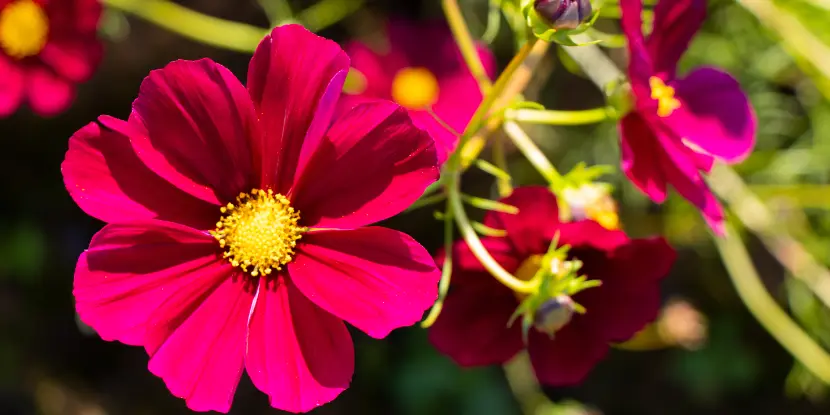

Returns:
101,0,267,53
503,121,564,189
506,107,610,125
257,0,293,26
713,223,830,385
299,0,365,32
421,207,455,328
441,0,493,92
448,174,537,294
491,135,514,197
405,193,447,213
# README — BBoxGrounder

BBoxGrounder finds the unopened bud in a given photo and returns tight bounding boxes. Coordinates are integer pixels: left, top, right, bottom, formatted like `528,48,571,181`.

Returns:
534,295,576,335
534,0,592,30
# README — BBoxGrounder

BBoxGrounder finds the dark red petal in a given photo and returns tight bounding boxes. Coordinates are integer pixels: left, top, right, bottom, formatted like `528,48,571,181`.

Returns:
247,276,353,413
577,237,675,341
247,24,350,193
291,101,438,229
74,220,217,346
482,186,560,258
619,113,669,203
619,0,654,89
62,122,218,229
130,59,257,201
145,264,254,413
647,0,706,79
527,325,608,386
39,39,103,82
289,227,440,339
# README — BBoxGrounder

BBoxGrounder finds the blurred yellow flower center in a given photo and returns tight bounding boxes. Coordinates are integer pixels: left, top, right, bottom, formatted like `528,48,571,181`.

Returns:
211,189,305,277
562,184,620,230
391,67,439,109
0,0,48,59
649,76,681,117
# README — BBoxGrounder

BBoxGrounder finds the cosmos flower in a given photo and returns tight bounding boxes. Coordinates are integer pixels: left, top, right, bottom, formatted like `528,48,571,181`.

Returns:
618,0,756,233
340,20,496,163
62,25,441,413
429,186,675,385
0,0,102,117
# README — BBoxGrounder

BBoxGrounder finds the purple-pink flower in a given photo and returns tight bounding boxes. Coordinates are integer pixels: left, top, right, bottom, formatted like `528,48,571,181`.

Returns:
339,20,496,163
619,0,756,233
62,25,441,413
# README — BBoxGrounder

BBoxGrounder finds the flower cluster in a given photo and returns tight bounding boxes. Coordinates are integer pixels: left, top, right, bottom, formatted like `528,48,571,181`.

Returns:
39,0,760,411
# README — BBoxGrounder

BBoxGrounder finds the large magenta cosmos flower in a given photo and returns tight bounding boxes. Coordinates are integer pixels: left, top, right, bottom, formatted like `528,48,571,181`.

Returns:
618,0,756,233
62,25,441,413
0,0,102,117
339,20,496,163
429,186,675,384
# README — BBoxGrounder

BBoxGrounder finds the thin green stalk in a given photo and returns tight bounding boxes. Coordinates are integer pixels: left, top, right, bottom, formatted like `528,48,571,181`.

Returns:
713,223,830,385
101,0,267,53
441,0,493,92
405,193,447,213
491,135,514,197
448,174,537,294
257,0,293,26
506,107,611,125
299,0,365,32
421,207,455,328
504,121,564,189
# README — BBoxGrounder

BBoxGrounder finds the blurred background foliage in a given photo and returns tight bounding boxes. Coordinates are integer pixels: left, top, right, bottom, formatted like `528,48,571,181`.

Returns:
3,0,830,414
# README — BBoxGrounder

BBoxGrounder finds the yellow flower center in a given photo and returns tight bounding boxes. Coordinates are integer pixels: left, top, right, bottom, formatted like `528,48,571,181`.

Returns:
562,184,620,230
649,76,681,118
391,67,440,109
211,189,305,277
0,0,48,59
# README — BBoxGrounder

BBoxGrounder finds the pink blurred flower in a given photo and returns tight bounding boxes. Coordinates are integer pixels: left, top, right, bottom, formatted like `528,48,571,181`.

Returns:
0,0,102,117
618,0,756,233
429,186,675,385
62,25,441,413
340,20,496,163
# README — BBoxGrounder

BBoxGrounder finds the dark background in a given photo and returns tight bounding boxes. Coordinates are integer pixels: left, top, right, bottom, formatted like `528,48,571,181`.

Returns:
2,0,830,414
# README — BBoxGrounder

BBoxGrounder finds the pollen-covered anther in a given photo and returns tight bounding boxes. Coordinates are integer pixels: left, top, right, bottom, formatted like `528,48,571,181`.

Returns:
210,189,305,277
0,0,49,59
649,76,681,117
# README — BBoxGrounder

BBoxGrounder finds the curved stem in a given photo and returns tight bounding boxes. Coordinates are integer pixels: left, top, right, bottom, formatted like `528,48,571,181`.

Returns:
421,207,455,328
504,121,564,189
449,173,537,294
713,223,830,385
101,0,267,53
299,0,365,32
441,0,493,92
506,107,611,125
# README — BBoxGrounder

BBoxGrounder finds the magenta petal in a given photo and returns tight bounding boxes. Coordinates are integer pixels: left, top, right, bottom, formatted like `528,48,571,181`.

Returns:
0,56,24,117
74,220,218,346
39,39,103,82
619,0,654,90
247,277,353,413
667,67,757,163
655,132,726,234
483,186,560,257
527,326,608,386
647,0,706,79
429,242,523,366
27,66,75,117
292,101,438,229
145,262,253,413
289,227,440,339
247,24,350,193
619,114,669,203
342,41,398,98
130,59,257,201
62,122,218,228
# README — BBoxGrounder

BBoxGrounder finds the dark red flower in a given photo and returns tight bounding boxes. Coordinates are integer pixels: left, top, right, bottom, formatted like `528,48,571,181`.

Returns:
429,186,675,384
0,0,102,116
618,0,756,233
339,20,496,163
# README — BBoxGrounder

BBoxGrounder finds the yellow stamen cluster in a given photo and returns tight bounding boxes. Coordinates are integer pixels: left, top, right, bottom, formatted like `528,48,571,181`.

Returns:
562,184,620,230
0,0,48,59
391,67,440,109
649,76,681,118
211,189,304,277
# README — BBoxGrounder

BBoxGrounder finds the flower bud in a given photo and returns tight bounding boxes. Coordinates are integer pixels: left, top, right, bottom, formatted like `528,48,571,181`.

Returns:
534,295,576,335
533,0,592,30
